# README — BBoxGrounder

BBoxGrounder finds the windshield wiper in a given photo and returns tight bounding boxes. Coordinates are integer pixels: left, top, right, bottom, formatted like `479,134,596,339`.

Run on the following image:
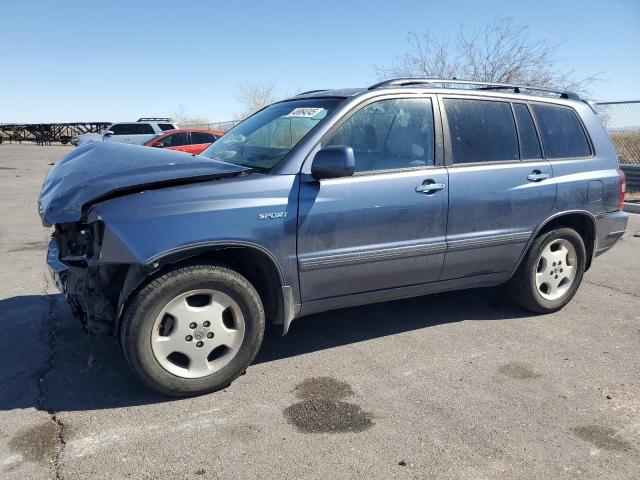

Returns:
243,165,270,174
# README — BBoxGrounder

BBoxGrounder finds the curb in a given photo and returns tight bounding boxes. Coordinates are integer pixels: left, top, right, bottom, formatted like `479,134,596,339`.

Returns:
623,202,640,214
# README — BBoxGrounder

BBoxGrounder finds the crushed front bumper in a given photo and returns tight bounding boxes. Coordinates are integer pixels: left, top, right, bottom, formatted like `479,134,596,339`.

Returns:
47,239,69,293
46,237,115,334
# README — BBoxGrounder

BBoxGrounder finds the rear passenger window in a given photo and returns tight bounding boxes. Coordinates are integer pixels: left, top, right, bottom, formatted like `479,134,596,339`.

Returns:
325,98,435,172
135,124,155,135
444,99,518,164
532,104,591,158
513,103,542,159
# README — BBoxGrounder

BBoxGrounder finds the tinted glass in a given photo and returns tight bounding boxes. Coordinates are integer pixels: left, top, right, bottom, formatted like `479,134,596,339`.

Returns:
200,98,340,170
325,98,435,172
532,104,591,159
191,132,215,144
109,123,137,135
158,123,176,131
165,132,188,146
513,103,542,159
444,99,518,164
135,124,155,135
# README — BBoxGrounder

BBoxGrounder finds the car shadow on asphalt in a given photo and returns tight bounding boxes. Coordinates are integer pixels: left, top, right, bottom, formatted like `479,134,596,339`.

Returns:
255,286,529,364
0,287,529,412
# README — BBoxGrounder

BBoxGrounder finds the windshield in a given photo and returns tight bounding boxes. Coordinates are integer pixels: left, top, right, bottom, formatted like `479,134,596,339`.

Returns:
200,98,341,170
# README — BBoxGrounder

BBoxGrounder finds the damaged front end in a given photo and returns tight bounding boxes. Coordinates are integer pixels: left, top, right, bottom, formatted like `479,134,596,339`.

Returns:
48,222,124,335
39,142,250,335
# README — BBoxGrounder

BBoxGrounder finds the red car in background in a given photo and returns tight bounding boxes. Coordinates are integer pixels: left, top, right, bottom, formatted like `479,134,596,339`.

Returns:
144,129,224,155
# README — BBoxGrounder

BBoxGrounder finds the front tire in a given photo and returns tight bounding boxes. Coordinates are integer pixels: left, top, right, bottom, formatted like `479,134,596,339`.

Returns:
120,264,264,397
508,228,586,313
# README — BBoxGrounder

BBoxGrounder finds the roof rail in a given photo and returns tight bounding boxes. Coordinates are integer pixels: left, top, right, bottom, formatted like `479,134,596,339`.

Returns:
137,117,173,122
296,89,330,96
368,78,581,100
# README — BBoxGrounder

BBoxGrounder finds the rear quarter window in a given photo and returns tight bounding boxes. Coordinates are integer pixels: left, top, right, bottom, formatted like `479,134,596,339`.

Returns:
531,104,591,159
158,123,176,131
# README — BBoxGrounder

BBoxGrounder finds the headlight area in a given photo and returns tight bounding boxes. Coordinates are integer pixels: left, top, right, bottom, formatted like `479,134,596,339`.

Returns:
53,221,125,335
55,221,101,266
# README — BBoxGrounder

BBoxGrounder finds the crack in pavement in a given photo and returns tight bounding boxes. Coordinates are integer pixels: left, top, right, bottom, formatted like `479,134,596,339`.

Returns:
36,273,66,480
585,280,640,299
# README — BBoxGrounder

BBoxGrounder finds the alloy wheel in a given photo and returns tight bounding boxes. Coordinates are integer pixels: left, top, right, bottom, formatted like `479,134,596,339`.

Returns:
150,289,245,378
534,238,577,301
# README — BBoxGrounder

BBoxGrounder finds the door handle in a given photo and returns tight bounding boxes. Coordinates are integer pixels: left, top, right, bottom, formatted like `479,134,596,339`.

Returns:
527,171,550,182
416,182,446,194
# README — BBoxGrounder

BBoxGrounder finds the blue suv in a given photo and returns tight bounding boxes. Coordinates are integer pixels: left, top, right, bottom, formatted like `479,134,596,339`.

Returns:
39,79,629,396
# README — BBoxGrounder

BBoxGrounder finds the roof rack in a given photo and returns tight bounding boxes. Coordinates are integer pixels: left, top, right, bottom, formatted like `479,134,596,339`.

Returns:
296,89,330,96
137,117,173,122
368,78,581,100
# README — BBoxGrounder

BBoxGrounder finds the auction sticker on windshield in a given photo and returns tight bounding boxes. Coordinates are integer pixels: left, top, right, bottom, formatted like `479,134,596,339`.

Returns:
285,107,325,118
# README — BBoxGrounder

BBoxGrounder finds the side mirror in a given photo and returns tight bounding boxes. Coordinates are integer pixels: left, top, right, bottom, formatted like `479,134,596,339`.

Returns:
103,131,114,136
151,142,164,148
311,145,355,180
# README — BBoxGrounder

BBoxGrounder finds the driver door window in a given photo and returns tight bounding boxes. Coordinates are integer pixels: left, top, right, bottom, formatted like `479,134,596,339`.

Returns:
160,132,188,147
170,132,189,146
325,98,435,172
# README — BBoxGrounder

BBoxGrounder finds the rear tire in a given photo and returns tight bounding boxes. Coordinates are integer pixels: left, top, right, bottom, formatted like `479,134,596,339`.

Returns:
120,263,264,397
508,228,586,313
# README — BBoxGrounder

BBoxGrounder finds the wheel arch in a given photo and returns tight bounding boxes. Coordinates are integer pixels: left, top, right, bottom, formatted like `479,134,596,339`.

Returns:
116,242,292,337
509,210,597,279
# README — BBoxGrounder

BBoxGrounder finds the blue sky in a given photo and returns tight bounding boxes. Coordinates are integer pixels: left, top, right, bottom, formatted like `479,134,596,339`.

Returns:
1,0,638,123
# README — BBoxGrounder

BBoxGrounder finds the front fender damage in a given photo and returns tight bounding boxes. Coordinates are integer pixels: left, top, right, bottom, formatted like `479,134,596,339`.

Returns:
49,221,133,335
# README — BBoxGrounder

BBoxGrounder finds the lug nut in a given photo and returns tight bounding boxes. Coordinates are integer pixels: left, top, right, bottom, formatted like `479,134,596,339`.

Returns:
189,322,197,329
196,341,204,348
207,332,214,339
203,321,210,327
185,335,193,342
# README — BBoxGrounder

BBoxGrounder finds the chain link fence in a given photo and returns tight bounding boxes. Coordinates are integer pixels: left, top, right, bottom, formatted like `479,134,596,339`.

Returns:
181,120,241,132
597,100,640,165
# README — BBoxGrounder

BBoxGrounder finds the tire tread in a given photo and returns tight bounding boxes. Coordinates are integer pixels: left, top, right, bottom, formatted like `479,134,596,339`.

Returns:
508,228,586,313
120,263,264,397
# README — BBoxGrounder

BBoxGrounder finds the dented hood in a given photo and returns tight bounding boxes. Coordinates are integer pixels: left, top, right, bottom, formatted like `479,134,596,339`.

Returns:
38,141,247,226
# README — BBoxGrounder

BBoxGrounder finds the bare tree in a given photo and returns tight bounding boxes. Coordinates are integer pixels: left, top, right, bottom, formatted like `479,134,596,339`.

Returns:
375,18,600,93
235,82,279,120
171,106,210,128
